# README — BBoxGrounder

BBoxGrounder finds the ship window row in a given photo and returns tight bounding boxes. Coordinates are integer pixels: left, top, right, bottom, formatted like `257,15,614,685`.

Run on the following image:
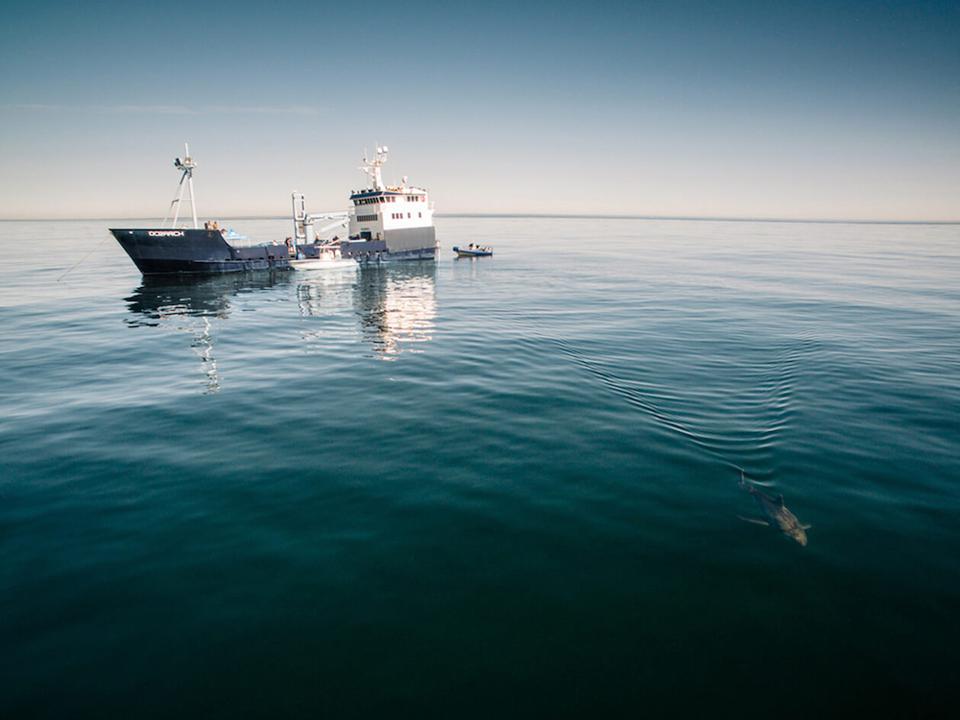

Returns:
356,213,378,222
353,195,425,206
355,196,397,206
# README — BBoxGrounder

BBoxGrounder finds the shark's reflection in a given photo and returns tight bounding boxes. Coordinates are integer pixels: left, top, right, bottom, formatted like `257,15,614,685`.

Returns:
124,273,289,393
353,264,437,359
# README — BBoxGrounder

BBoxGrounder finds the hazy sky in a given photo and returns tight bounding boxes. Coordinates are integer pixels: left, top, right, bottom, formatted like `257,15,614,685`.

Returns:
1,0,958,220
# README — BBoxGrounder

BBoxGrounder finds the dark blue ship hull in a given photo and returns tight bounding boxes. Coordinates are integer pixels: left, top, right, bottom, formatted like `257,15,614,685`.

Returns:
110,228,294,275
340,226,437,262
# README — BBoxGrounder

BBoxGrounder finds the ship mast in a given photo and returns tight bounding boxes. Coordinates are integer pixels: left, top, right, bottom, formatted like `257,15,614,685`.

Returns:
359,145,389,190
164,142,199,229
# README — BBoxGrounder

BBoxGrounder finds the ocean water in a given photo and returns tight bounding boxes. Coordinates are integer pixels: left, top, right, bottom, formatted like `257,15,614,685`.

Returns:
1,216,958,717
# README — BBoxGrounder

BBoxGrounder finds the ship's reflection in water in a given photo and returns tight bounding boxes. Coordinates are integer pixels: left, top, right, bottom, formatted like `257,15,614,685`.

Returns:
125,273,289,394
125,264,437,390
351,264,437,359
295,266,360,354
296,262,437,358
295,269,358,317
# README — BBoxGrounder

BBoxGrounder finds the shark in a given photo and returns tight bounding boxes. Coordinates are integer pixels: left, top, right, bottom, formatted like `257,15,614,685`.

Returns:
738,471,810,546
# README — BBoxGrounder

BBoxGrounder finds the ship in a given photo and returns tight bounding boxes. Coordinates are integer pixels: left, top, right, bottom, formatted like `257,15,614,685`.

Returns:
337,146,438,262
110,144,437,275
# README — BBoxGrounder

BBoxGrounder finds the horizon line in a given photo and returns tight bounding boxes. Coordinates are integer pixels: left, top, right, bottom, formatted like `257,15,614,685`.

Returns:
0,213,958,226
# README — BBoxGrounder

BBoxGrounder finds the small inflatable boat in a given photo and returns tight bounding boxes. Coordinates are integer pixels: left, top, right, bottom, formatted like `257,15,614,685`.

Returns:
453,246,493,258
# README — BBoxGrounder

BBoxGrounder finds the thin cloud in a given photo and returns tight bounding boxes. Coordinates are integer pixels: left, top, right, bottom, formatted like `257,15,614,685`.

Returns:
107,104,198,114
5,103,321,115
7,103,64,111
204,105,321,115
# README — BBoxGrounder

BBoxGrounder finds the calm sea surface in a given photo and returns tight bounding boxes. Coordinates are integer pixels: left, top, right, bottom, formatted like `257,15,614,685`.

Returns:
1,217,959,716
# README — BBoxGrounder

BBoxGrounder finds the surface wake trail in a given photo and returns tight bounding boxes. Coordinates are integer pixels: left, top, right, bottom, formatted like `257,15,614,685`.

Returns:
529,331,817,483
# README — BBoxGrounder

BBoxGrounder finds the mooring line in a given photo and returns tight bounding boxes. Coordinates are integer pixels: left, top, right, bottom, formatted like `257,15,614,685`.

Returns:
56,235,110,282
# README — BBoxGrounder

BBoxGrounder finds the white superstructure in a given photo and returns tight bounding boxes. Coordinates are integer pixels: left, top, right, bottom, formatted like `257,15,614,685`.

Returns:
344,146,437,260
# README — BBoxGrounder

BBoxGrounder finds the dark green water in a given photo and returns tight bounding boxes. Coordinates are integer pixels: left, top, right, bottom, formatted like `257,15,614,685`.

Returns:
2,217,959,717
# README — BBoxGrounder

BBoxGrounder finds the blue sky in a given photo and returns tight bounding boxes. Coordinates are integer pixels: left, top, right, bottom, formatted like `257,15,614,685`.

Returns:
1,0,958,220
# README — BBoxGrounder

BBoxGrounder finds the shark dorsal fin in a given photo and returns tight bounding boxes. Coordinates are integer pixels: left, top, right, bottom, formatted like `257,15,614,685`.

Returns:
777,494,784,507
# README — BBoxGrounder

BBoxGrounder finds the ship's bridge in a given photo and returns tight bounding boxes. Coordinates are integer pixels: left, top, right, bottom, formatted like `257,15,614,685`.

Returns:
350,188,429,206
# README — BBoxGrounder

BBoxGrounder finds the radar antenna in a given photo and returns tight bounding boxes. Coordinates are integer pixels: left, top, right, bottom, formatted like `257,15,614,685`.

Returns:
359,145,389,191
163,142,199,229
